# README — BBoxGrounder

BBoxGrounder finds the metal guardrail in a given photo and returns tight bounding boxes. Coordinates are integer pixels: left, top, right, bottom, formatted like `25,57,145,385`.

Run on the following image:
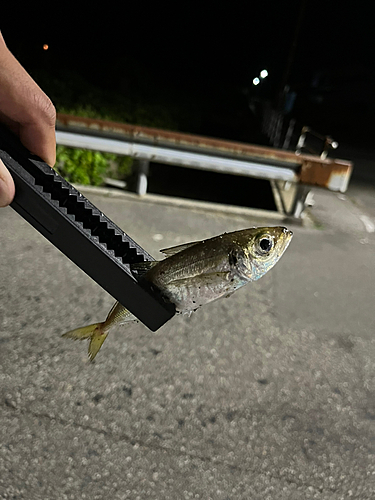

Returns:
55,114,353,217
55,130,297,183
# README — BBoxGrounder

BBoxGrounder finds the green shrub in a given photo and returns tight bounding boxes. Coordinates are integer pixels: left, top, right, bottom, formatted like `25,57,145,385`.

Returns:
116,155,133,179
56,145,133,186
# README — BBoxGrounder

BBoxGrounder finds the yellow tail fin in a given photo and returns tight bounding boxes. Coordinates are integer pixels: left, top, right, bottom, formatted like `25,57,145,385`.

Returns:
62,322,108,361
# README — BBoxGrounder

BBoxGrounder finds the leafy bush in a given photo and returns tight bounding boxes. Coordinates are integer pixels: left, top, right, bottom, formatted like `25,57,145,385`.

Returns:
56,145,133,186
116,155,133,179
30,68,196,186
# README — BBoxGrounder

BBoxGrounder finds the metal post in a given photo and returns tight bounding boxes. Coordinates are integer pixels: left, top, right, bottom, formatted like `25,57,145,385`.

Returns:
290,185,310,218
270,180,288,215
136,159,149,196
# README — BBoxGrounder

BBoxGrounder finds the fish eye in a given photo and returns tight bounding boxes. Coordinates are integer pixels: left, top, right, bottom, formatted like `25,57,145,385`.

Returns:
258,236,273,254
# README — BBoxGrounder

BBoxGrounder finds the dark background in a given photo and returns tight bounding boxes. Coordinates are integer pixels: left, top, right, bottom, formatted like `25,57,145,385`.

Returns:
2,1,373,147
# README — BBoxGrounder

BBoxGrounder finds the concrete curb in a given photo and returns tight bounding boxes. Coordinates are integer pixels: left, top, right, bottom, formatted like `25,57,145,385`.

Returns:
73,184,287,222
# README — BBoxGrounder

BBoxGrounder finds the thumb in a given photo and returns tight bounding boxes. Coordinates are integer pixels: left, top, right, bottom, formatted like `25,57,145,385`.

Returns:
0,158,15,207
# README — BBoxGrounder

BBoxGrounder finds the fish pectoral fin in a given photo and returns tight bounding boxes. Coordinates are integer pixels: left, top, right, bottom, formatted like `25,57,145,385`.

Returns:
165,272,232,311
160,240,202,257
167,272,232,296
130,260,158,277
168,271,230,287
199,271,231,284
204,271,230,282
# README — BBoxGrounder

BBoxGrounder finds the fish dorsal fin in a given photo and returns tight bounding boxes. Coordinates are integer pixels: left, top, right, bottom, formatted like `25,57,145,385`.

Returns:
130,260,158,277
160,240,202,257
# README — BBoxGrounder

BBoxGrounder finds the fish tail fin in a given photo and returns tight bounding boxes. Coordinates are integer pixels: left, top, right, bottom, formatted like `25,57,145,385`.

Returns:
62,322,109,361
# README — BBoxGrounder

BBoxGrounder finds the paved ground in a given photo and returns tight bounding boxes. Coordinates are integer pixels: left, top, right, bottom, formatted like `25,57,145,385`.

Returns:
0,167,374,498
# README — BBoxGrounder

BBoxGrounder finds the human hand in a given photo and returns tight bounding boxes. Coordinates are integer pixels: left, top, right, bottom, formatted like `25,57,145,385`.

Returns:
0,32,56,207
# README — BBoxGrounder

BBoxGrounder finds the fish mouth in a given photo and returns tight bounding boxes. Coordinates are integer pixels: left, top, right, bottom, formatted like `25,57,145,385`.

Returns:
282,227,293,238
281,227,293,244
278,227,293,255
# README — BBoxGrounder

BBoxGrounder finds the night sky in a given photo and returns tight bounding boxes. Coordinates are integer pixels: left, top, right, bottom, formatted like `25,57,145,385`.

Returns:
2,1,374,146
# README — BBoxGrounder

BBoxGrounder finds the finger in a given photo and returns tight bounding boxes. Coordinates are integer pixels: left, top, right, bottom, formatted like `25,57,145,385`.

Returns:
0,158,15,207
0,40,56,167
19,102,56,167
0,96,56,167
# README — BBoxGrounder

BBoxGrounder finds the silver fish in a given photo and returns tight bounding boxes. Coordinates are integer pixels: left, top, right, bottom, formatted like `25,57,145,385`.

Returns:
63,226,293,360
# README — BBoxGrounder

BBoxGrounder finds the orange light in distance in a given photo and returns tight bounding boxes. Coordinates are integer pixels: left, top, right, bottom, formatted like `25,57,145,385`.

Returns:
43,44,49,51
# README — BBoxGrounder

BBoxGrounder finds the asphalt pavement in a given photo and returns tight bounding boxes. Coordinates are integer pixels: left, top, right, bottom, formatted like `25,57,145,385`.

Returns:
1,173,374,499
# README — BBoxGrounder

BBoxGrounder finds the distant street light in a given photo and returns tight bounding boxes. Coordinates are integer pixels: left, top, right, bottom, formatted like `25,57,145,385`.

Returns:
43,44,49,51
253,77,260,86
260,69,268,79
